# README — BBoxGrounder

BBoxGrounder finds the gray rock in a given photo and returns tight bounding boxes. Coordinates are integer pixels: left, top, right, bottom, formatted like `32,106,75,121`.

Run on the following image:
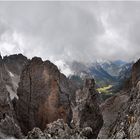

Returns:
73,79,103,138
0,115,23,138
98,92,129,138
26,119,92,139
101,59,140,139
0,55,23,138
26,127,45,139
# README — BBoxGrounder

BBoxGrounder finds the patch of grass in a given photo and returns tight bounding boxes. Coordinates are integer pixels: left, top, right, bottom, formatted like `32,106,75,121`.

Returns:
97,85,112,95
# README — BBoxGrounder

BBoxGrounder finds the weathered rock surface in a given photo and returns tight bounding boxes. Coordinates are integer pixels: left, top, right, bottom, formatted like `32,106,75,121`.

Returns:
0,54,25,138
26,119,93,139
15,57,72,134
0,54,28,100
0,54,14,119
107,82,140,139
132,58,140,86
98,58,140,139
3,54,28,99
98,92,129,138
0,68,12,120
72,79,103,138
3,54,28,76
0,115,23,138
0,53,104,138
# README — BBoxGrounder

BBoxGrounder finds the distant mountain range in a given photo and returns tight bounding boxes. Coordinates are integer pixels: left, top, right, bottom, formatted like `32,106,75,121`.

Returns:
68,60,134,88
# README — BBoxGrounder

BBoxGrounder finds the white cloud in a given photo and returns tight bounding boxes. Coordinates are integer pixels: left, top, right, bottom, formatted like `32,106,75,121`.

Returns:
54,60,74,76
0,1,140,63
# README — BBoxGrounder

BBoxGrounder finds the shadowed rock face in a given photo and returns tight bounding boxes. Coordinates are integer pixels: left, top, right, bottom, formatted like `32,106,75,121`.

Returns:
0,58,12,120
132,59,140,86
0,54,25,138
3,54,28,76
0,54,28,100
73,79,103,138
3,54,28,100
15,57,72,134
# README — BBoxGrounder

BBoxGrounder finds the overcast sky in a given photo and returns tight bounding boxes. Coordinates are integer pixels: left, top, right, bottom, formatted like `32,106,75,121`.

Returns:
0,1,140,64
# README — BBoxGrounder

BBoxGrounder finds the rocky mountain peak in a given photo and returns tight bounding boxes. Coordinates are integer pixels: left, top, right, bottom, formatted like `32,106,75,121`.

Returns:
15,57,72,134
0,53,106,138
3,53,28,75
3,53,27,63
30,57,43,65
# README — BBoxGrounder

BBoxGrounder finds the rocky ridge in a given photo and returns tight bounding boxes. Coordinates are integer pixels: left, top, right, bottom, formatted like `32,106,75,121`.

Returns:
15,57,73,134
98,58,140,139
0,53,104,138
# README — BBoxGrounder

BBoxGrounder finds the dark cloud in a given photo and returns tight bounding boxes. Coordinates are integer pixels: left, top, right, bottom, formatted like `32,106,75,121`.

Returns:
0,1,140,64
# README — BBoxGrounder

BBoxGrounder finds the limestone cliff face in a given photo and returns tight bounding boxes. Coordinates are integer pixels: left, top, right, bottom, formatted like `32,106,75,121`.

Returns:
98,58,140,139
15,57,72,134
73,79,103,138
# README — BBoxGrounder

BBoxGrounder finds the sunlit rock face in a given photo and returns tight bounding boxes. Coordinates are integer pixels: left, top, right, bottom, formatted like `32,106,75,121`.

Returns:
15,57,72,134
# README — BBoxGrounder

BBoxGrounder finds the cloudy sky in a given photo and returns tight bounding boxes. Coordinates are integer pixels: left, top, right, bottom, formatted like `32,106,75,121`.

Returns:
0,1,140,65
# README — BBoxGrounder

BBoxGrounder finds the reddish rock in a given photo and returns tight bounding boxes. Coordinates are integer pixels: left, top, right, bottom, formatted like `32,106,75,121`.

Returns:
15,57,72,134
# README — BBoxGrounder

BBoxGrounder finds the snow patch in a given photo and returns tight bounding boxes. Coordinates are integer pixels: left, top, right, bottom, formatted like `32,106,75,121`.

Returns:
6,85,18,100
8,71,14,77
